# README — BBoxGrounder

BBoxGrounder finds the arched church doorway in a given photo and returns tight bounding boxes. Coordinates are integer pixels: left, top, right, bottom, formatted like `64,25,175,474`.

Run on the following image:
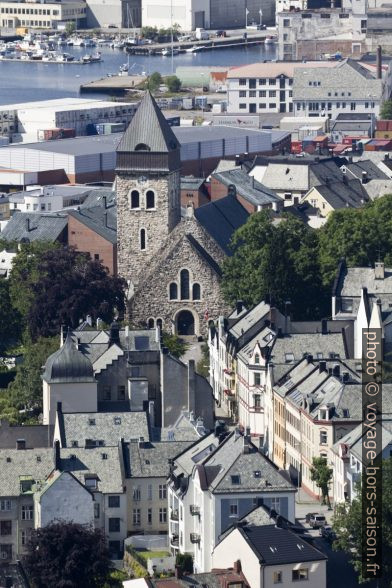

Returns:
177,310,195,336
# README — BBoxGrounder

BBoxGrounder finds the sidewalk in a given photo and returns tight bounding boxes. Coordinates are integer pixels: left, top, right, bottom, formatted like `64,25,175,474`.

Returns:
295,487,335,524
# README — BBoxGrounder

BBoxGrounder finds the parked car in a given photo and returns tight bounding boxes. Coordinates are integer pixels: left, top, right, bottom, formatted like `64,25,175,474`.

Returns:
305,512,317,524
216,30,227,37
320,525,337,542
309,514,326,529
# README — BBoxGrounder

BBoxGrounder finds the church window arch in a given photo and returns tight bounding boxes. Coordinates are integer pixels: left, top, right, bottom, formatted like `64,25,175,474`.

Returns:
130,190,140,209
169,282,178,300
192,283,201,300
180,269,190,300
157,318,163,330
147,318,155,329
146,190,155,209
140,228,146,251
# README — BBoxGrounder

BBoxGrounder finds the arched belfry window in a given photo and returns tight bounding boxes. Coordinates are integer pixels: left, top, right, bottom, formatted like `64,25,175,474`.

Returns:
180,269,190,300
192,283,201,300
130,190,140,209
157,318,163,330
135,143,151,151
146,190,155,209
140,229,146,250
169,283,178,300
148,318,155,329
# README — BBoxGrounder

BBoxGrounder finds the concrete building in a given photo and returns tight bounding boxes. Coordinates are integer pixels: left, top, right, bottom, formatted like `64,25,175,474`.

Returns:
276,7,366,61
0,0,86,30
226,61,339,115
0,98,136,144
292,59,392,119
168,428,295,573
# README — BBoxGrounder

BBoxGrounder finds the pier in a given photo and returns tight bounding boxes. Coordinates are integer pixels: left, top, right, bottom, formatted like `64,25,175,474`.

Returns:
80,74,146,94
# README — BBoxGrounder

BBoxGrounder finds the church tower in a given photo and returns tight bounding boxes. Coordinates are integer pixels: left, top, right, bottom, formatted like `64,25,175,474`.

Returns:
116,91,181,291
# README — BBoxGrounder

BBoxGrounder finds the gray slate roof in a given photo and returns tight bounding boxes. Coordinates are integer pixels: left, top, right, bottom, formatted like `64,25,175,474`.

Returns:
269,332,347,365
0,421,53,449
212,168,279,207
59,411,149,447
0,448,54,496
60,445,124,493
69,199,117,244
338,267,392,297
199,431,294,494
194,194,249,255
116,91,180,154
0,212,67,243
344,160,389,181
312,178,369,209
293,60,382,102
128,440,195,478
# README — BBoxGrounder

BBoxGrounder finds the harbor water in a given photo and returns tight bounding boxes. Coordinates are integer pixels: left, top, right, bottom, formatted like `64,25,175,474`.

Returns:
0,43,277,105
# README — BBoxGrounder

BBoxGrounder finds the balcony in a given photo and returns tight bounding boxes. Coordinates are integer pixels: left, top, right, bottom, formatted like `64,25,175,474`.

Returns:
170,534,179,548
190,532,200,544
190,505,200,516
170,508,179,521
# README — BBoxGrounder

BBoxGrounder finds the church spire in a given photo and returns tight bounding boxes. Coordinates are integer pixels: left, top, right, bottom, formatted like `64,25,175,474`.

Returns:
116,91,180,173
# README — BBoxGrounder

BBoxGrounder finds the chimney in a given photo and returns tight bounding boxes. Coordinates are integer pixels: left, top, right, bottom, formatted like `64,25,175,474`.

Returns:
236,300,243,314
384,153,390,161
375,261,385,280
319,360,327,373
342,174,348,184
321,318,328,335
251,175,255,189
16,439,26,450
361,170,368,184
57,401,62,415
138,436,145,448
188,360,196,415
148,401,155,428
233,560,242,574
25,218,30,232
333,364,340,377
103,195,107,209
377,45,382,80
243,426,251,454
54,439,61,470
348,156,353,163
109,320,120,347
104,212,108,227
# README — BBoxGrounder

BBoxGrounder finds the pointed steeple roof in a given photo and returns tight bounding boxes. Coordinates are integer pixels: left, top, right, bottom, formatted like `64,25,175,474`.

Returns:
117,91,180,154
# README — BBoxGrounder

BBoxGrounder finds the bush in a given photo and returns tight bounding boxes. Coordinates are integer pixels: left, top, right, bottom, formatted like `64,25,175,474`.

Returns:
176,552,193,573
166,75,182,93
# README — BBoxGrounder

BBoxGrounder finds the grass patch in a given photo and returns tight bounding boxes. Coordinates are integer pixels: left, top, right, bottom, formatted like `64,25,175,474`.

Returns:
135,550,170,559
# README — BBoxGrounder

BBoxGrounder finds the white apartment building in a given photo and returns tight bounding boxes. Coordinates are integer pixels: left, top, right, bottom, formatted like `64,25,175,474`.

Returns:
168,429,296,573
0,0,86,29
1,98,136,144
8,185,94,213
293,59,392,119
226,61,339,115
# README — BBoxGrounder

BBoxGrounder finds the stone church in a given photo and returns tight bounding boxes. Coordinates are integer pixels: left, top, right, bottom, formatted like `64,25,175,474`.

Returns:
116,92,248,337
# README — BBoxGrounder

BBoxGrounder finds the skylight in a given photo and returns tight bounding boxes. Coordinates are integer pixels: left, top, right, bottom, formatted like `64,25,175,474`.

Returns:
231,475,241,485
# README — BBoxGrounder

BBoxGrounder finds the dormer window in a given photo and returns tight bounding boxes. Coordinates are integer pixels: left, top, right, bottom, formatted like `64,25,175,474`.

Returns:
134,143,150,151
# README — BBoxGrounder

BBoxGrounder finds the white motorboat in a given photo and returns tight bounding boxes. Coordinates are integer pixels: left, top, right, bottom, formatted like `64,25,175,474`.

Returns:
264,35,277,45
185,45,204,53
161,47,179,56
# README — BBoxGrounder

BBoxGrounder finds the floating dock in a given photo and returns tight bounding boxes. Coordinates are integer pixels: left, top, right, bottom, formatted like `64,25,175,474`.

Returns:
80,74,146,94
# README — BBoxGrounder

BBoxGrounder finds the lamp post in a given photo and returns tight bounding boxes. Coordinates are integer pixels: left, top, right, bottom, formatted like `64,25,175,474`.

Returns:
259,8,263,26
245,7,249,28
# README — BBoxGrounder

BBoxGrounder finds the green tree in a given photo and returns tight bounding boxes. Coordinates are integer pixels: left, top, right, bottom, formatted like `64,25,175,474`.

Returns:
333,459,392,584
24,521,112,588
380,99,392,120
310,456,332,507
166,75,182,93
147,72,162,92
162,332,188,358
222,211,329,319
8,241,58,322
141,26,158,40
318,194,392,286
0,278,22,353
7,336,58,419
9,246,126,341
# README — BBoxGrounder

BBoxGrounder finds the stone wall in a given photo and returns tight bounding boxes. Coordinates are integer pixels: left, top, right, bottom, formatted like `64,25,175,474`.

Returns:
129,215,231,338
116,171,181,289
